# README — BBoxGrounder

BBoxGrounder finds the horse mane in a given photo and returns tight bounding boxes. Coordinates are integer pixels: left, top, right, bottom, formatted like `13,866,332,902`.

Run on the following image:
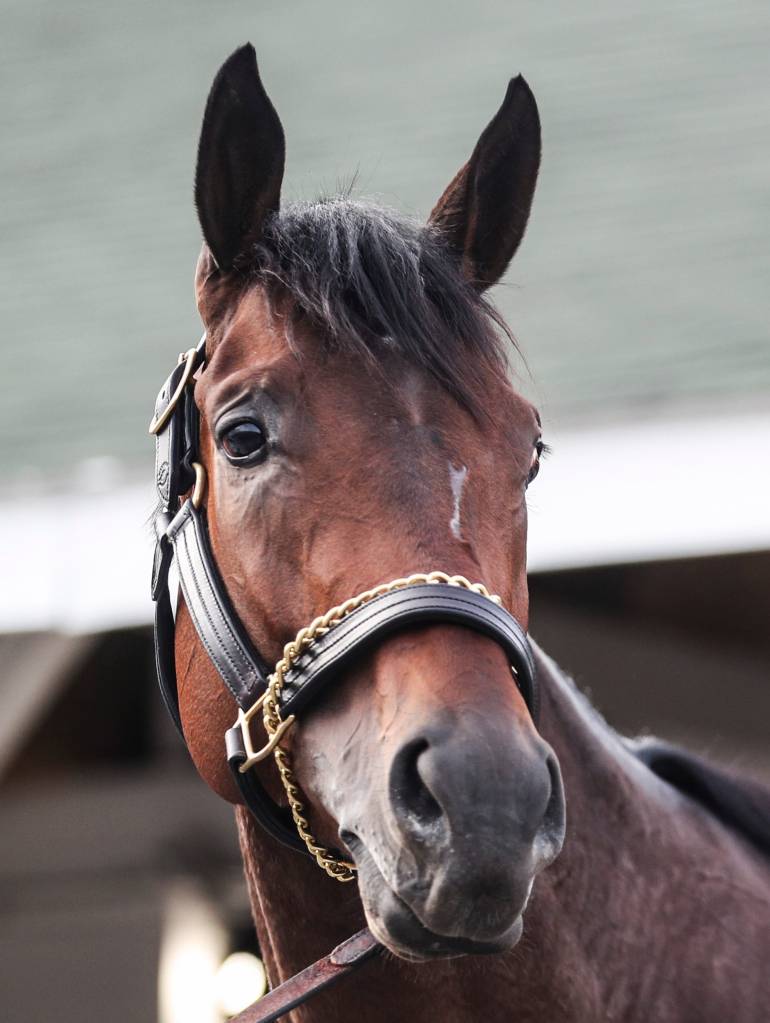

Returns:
241,197,515,414
631,739,770,859
534,645,770,860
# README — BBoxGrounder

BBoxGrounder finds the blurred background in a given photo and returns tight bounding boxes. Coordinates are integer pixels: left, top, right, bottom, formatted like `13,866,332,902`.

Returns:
1,1,768,1020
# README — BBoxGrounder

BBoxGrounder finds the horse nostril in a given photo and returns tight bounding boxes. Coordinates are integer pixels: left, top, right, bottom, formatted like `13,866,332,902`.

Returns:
537,749,566,862
339,829,362,858
390,737,444,834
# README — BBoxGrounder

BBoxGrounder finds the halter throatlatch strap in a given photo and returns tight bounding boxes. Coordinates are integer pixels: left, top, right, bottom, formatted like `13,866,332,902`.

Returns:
149,341,541,868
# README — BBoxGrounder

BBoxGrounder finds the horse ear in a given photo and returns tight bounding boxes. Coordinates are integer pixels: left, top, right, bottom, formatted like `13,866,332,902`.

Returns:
428,76,541,291
195,44,285,271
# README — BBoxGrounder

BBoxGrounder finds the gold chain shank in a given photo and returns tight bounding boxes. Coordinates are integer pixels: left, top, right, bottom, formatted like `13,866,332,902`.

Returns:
245,572,503,883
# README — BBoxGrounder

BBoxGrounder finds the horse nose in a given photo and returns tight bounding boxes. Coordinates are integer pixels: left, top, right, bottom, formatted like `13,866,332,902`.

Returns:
387,717,565,940
388,717,564,864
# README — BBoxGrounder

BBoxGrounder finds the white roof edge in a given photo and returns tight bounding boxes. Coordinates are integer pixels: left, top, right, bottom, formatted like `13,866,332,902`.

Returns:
1,410,768,634
526,410,770,572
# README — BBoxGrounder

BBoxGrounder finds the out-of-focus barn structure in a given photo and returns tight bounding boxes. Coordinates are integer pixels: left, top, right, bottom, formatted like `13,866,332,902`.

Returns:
1,2,768,1021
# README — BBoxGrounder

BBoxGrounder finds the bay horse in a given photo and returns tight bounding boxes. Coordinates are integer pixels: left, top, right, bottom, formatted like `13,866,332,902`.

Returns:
155,44,770,1021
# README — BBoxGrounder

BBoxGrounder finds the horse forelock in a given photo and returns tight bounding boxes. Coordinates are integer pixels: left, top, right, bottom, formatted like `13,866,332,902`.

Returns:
230,197,517,415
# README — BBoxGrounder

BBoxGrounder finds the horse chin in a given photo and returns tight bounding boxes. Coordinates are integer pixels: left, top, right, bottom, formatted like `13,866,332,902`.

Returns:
348,839,527,961
369,887,525,962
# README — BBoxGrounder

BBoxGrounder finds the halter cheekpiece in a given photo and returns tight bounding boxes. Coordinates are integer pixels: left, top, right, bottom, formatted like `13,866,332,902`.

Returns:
150,335,540,879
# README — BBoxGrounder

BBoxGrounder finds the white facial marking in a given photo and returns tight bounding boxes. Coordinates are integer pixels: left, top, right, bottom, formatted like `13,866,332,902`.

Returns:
449,463,468,541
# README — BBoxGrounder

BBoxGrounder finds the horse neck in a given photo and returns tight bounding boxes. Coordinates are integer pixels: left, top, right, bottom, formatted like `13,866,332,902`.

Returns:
524,642,769,1019
234,640,768,1022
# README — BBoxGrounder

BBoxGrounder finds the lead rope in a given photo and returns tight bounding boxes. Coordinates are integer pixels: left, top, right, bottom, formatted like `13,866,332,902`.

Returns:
228,928,382,1023
259,572,505,881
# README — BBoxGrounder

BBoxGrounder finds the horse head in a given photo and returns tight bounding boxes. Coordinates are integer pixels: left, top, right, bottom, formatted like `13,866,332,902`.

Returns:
175,44,566,961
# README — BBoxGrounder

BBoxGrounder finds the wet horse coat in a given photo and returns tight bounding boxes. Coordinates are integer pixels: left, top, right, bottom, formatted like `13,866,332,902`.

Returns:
170,44,770,1021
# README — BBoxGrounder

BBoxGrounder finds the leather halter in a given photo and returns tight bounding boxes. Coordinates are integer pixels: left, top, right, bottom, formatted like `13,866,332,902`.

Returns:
150,335,540,858
149,335,541,1014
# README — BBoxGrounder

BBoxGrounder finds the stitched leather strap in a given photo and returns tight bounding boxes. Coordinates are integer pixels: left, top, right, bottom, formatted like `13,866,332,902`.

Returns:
153,362,187,515
222,582,538,856
166,500,270,710
223,724,306,853
229,929,382,1023
154,573,183,734
278,584,538,721
163,500,307,852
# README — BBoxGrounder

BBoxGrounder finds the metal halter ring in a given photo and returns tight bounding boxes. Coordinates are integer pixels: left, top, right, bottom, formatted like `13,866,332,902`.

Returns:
236,693,296,771
148,346,200,435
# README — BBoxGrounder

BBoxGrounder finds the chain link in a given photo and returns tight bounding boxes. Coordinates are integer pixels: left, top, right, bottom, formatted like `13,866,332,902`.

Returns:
260,572,502,882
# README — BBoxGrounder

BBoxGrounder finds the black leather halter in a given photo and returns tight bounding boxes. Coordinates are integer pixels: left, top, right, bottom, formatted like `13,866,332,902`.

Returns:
150,337,540,858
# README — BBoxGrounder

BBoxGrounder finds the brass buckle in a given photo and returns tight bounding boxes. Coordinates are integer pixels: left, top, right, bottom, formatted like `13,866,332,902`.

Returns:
148,347,200,435
237,694,296,772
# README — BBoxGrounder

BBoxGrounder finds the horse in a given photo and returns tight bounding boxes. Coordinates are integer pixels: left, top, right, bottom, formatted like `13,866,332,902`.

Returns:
153,44,770,1021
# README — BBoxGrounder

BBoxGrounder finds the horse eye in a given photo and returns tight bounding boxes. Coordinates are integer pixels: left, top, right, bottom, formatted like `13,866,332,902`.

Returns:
221,421,267,462
527,440,545,486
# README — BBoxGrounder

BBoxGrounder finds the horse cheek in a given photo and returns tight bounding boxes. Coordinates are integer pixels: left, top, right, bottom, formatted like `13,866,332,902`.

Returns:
176,600,242,804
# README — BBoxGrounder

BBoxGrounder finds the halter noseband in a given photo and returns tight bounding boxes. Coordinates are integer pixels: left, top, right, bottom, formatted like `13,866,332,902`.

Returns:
150,336,540,879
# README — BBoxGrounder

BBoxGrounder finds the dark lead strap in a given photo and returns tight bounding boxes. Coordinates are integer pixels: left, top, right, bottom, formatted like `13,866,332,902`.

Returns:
228,928,382,1023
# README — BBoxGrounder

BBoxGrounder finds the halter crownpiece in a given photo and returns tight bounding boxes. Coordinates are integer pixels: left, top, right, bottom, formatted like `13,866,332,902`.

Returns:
149,336,540,878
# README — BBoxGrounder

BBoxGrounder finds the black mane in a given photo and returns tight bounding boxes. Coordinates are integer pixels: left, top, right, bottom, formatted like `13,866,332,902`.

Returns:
549,659,770,861
633,739,770,859
243,198,514,412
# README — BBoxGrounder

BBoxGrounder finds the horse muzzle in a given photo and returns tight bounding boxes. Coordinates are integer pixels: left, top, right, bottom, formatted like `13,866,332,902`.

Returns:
341,708,566,958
